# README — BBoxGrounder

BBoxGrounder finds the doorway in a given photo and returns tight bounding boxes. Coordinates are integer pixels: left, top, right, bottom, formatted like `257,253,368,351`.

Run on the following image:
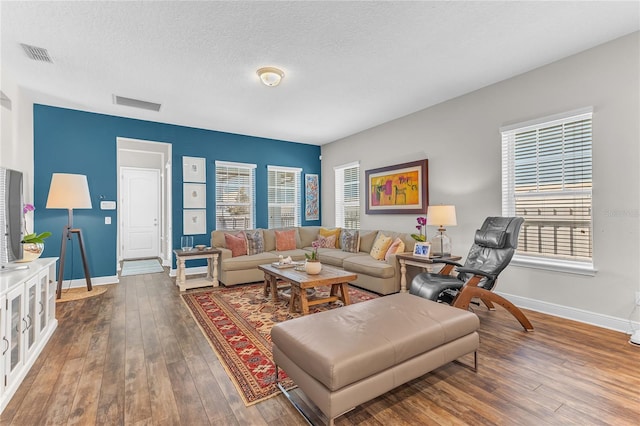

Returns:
117,138,172,267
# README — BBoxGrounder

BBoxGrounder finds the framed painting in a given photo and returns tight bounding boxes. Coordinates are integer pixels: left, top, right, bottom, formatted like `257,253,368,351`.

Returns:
183,183,206,209
305,174,319,221
183,156,206,183
365,159,428,214
183,209,206,235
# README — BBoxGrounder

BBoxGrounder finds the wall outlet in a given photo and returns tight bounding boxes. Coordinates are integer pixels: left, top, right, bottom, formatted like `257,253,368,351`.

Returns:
636,291,640,306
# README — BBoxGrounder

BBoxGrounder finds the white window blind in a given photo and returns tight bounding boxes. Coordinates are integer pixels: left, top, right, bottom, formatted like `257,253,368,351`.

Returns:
215,161,256,230
501,109,593,267
334,162,360,229
267,165,301,228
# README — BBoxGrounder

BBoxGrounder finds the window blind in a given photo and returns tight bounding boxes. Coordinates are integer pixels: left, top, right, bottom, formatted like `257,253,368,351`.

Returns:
267,165,301,228
334,162,360,229
215,161,256,230
502,110,593,263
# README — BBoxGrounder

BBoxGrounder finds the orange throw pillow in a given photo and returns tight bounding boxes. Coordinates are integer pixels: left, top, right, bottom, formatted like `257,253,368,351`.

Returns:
275,229,297,251
225,232,247,257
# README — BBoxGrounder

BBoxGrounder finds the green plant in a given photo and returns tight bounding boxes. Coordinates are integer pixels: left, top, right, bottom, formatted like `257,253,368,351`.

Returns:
305,241,320,261
22,231,52,244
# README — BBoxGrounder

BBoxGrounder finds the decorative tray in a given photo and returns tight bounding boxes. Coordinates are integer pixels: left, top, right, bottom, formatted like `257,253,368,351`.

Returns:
271,262,303,269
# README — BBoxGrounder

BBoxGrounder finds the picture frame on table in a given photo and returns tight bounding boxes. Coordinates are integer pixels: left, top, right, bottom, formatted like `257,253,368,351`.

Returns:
365,159,428,214
413,242,431,258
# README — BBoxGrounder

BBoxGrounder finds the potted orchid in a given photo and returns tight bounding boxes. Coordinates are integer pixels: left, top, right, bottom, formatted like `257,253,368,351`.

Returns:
304,240,322,274
21,204,51,261
411,216,427,242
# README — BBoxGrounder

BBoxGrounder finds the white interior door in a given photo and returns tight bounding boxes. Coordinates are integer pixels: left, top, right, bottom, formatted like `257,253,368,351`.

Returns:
121,167,160,259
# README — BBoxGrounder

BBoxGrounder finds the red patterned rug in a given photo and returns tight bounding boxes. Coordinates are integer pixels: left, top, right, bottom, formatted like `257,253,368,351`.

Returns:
181,282,379,406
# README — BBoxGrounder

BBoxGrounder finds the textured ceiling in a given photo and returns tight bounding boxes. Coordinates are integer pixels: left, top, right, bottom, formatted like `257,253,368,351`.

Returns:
1,1,638,145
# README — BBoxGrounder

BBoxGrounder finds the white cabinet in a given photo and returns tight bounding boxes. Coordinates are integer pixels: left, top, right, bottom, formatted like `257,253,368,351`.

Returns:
0,258,57,414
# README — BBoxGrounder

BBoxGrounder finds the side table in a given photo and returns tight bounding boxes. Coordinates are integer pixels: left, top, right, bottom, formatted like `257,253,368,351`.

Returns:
173,248,221,291
396,253,462,293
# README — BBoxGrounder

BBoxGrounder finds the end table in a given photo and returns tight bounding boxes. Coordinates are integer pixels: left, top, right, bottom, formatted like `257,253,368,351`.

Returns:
173,247,221,291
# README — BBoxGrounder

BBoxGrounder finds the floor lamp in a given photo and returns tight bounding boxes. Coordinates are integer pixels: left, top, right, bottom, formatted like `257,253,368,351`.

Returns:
46,173,93,299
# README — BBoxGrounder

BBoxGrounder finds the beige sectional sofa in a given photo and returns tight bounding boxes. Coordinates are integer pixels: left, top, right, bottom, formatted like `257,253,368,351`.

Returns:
210,226,417,295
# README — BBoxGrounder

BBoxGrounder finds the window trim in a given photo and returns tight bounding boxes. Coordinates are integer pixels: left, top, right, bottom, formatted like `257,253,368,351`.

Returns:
334,161,360,229
267,165,302,228
214,160,256,230
501,107,596,275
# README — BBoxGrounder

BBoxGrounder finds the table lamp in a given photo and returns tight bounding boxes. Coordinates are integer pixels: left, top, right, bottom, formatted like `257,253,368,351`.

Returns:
427,205,457,257
46,173,93,298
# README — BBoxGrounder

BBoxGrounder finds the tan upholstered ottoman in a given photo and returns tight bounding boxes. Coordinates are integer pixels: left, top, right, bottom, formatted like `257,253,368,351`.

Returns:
271,292,479,425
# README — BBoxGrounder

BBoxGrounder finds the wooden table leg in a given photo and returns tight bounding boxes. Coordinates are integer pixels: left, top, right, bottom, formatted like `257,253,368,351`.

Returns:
269,275,279,302
263,272,271,298
299,287,310,315
400,259,408,293
289,286,299,313
177,257,186,291
211,253,219,287
339,282,350,306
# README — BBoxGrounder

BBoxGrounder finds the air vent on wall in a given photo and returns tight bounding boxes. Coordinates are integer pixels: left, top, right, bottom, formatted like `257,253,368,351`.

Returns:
20,43,53,63
113,95,162,112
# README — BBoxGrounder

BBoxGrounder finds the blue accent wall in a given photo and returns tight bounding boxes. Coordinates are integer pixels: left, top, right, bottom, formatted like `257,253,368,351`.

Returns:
33,104,321,280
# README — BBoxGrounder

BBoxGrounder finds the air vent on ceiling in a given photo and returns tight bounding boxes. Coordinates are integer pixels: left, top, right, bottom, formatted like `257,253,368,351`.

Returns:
113,95,162,112
20,43,53,63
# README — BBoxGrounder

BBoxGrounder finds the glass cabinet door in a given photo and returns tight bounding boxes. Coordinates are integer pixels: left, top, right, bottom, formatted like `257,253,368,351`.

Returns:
7,285,23,376
39,273,48,334
26,280,37,352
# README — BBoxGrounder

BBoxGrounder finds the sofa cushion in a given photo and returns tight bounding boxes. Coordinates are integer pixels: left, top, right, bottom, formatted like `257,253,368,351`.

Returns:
343,255,395,279
319,249,367,268
275,229,297,251
245,229,265,255
385,237,405,262
341,229,360,253
222,252,279,271
264,228,301,251
319,227,341,248
298,226,320,248
359,231,378,253
370,233,393,260
225,232,247,257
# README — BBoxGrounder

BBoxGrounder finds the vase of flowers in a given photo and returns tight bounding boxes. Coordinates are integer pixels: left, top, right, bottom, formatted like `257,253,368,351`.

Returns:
304,240,322,274
411,216,427,242
20,204,51,262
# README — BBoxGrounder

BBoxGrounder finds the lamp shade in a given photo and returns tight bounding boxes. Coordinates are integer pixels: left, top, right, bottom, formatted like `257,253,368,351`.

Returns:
426,205,457,227
46,173,92,209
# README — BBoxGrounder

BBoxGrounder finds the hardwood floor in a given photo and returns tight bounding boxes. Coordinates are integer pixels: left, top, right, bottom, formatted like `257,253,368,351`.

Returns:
2,269,639,425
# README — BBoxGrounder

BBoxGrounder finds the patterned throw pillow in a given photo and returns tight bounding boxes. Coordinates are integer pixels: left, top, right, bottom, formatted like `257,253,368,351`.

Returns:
341,229,360,253
275,229,297,251
319,227,341,248
384,237,406,262
370,233,393,261
225,232,247,257
315,234,336,248
245,229,265,255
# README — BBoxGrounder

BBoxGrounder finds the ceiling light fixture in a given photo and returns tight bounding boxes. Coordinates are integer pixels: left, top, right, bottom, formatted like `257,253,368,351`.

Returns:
257,67,284,87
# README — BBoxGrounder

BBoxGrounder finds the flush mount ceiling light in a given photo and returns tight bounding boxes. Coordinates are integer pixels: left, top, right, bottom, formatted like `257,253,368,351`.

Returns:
257,67,284,87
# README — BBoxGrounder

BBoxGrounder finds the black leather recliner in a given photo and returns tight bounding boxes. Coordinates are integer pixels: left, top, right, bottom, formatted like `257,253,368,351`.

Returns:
410,216,533,331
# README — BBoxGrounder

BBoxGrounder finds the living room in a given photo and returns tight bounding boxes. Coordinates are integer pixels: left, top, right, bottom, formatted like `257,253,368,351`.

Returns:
1,1,639,424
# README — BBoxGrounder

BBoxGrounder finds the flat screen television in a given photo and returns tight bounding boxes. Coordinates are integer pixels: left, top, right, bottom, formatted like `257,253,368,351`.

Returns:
0,167,24,268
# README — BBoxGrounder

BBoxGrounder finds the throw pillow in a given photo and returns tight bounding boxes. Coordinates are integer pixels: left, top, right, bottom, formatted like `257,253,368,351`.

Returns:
315,234,336,248
319,227,341,248
245,229,265,255
275,229,297,251
370,233,393,261
385,237,406,262
341,229,360,253
225,232,247,257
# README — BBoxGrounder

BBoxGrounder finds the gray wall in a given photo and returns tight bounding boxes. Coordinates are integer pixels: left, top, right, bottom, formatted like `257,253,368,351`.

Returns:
321,32,639,331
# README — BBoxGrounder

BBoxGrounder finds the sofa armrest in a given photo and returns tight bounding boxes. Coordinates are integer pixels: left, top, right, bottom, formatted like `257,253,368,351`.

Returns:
217,247,232,262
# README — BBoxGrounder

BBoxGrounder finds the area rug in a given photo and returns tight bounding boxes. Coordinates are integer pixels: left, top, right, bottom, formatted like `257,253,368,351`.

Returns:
120,259,164,276
56,285,109,303
181,282,379,406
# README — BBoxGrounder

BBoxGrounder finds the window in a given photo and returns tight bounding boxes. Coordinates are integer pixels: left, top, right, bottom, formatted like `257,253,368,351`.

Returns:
215,161,256,230
501,108,594,274
335,162,360,229
267,165,301,228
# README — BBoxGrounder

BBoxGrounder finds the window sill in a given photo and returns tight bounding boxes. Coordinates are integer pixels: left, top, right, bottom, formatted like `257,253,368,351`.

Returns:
510,255,597,276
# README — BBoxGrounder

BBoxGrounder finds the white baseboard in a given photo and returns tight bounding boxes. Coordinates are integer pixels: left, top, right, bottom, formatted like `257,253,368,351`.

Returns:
497,291,639,335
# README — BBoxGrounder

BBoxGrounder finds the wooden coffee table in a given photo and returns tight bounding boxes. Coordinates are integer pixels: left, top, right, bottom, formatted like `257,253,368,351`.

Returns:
258,263,357,315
